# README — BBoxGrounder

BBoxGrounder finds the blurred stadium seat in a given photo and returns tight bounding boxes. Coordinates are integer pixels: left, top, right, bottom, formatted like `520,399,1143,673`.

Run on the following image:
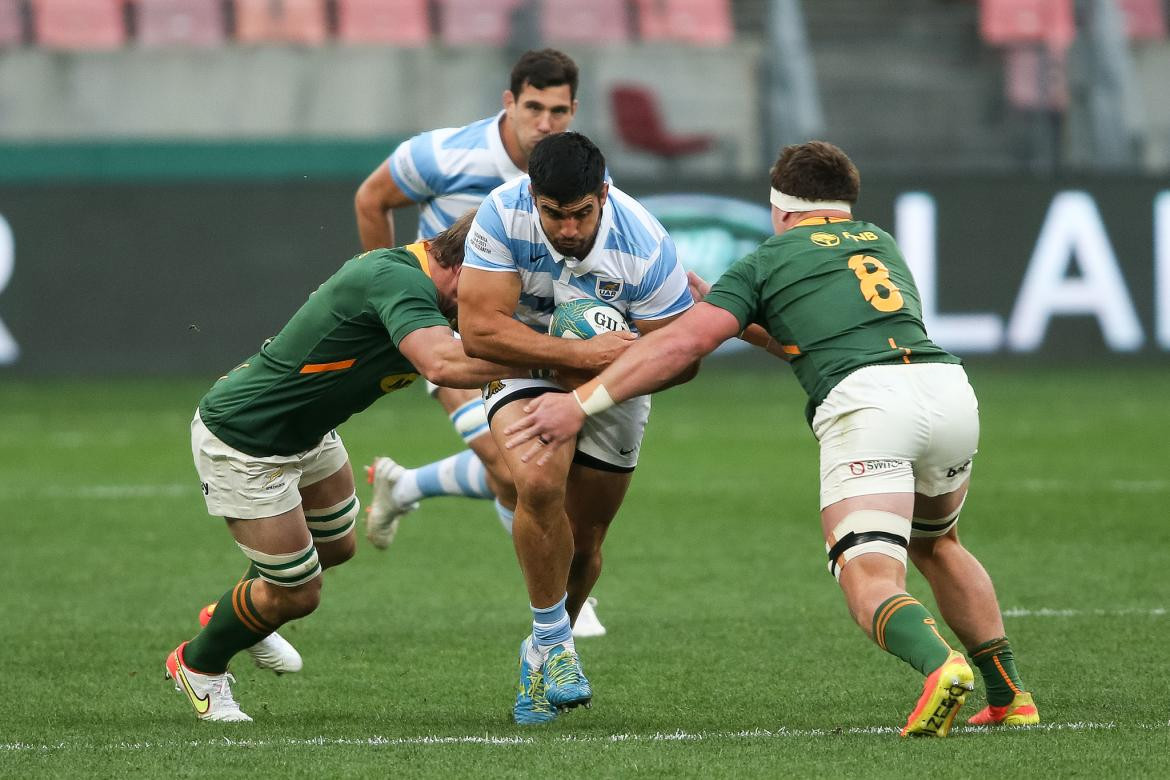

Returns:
136,0,225,47
234,0,327,45
437,0,519,46
610,83,715,165
0,0,22,45
32,0,127,49
336,0,430,46
1004,45,1068,110
634,0,733,45
541,0,630,44
1118,0,1167,40
979,0,1075,48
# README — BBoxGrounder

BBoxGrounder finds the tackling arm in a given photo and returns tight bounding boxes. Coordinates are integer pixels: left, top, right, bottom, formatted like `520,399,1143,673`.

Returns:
354,164,416,250
628,310,701,390
457,266,635,371
503,303,742,462
397,325,516,389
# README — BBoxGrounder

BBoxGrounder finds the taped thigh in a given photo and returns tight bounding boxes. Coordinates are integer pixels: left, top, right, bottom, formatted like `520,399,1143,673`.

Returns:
237,540,321,587
304,494,359,543
911,496,965,539
449,398,490,443
825,509,911,580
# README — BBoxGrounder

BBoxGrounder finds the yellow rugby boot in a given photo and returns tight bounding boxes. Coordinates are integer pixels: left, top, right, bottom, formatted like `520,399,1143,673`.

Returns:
901,650,975,737
967,692,1039,726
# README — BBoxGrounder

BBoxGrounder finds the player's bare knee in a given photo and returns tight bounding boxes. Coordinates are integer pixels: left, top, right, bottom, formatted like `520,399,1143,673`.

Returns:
514,472,566,513
237,539,324,620
825,509,911,581
273,579,323,620
317,533,356,569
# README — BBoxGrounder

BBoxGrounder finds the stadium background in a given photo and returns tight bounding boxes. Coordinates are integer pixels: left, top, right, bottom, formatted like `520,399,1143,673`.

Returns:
3,1,1169,775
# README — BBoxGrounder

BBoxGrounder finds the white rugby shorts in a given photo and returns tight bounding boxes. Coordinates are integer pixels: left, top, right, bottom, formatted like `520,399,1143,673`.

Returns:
481,377,650,472
191,410,350,519
811,363,979,509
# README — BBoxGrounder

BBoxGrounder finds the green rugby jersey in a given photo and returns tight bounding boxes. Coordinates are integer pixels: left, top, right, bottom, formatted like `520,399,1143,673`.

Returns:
704,216,960,425
199,245,450,456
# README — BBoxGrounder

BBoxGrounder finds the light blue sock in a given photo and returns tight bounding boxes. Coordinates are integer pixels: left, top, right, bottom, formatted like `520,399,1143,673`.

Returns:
495,500,515,534
532,594,573,649
394,450,492,504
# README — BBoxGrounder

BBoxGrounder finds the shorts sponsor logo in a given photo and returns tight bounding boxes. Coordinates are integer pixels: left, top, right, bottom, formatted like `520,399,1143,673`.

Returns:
946,459,972,478
483,380,506,400
619,446,637,456
848,459,903,476
262,467,286,491
200,481,210,496
595,278,623,301
810,232,840,247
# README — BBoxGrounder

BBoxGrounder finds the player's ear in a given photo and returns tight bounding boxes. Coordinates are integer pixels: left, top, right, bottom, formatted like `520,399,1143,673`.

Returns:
502,90,516,110
598,182,609,207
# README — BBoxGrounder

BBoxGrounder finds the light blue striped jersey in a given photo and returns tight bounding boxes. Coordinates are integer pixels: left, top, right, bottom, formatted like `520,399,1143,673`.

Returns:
465,177,693,332
388,111,524,240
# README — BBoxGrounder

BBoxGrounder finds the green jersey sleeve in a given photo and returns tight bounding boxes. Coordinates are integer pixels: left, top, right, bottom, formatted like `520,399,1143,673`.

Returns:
370,262,451,347
703,253,762,331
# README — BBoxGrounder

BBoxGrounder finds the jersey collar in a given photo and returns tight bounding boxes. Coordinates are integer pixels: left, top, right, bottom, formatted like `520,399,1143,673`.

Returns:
405,242,433,278
794,216,852,227
489,110,525,182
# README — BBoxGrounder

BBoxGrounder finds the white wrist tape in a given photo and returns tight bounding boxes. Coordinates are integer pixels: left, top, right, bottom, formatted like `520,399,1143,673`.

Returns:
573,385,615,416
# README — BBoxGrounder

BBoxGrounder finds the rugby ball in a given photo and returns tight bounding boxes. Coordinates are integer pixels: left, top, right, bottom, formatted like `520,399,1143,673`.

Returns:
548,298,629,339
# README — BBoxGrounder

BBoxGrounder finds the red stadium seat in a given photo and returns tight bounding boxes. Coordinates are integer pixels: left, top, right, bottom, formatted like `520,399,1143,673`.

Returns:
1003,45,1068,110
540,0,630,44
32,0,127,49
610,83,715,161
0,0,22,46
234,0,327,45
979,0,1075,49
336,0,430,46
1118,0,1166,40
634,0,733,45
436,0,519,46
136,0,225,47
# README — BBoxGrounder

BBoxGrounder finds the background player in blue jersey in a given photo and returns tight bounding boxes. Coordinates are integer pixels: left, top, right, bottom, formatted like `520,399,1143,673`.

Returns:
355,49,608,637
457,132,698,724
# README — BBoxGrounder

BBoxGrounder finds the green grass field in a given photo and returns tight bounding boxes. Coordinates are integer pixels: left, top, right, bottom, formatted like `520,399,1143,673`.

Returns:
3,361,1169,777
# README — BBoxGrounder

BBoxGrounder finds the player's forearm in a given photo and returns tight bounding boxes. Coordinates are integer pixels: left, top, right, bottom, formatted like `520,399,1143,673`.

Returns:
740,324,790,360
577,328,702,408
354,194,394,250
460,317,592,371
421,338,516,388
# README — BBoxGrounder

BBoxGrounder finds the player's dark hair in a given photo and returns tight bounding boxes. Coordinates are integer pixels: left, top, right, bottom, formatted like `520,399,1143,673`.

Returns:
770,140,860,205
528,132,606,204
430,209,477,268
510,49,579,100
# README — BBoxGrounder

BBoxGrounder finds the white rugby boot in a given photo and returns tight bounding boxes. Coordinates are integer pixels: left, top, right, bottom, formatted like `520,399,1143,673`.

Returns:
165,642,252,722
365,456,419,549
572,596,607,638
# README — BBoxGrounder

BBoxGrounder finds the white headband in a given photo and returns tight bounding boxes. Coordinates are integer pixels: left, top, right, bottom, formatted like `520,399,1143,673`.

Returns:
769,188,852,214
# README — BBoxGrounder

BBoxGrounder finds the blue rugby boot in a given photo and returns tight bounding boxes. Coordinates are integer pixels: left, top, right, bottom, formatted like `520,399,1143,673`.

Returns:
542,643,592,711
513,637,556,725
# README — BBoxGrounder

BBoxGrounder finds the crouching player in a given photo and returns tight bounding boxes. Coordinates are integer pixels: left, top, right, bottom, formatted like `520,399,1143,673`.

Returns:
503,141,1039,736
165,211,523,721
